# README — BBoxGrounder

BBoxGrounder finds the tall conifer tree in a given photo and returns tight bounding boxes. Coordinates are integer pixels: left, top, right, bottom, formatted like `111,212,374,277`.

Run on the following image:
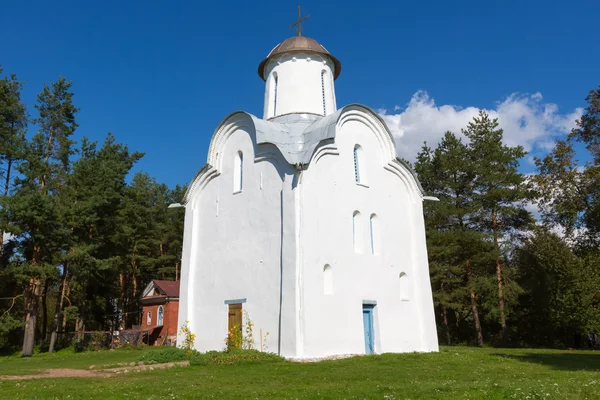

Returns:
463,111,531,342
10,77,78,356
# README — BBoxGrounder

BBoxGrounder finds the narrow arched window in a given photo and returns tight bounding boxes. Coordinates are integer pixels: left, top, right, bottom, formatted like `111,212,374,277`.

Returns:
157,305,164,326
399,272,409,301
147,311,152,325
321,70,327,115
370,214,378,255
353,211,362,253
273,74,278,116
323,264,333,295
233,151,243,193
354,145,365,184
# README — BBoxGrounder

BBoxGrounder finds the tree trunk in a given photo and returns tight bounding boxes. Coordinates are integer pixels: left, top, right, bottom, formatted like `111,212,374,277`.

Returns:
41,279,50,344
61,280,71,331
119,272,125,329
22,277,42,356
467,259,484,346
441,304,451,345
41,128,56,189
175,261,179,281
492,210,507,342
49,266,69,352
0,158,13,259
132,261,138,298
75,318,84,341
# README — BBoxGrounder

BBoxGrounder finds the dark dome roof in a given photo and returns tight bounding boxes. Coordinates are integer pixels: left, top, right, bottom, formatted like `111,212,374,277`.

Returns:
258,36,342,81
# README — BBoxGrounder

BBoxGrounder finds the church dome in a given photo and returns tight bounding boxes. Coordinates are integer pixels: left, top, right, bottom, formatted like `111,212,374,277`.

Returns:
258,36,342,81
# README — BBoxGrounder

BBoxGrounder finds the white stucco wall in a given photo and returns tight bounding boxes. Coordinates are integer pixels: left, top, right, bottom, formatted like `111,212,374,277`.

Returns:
297,115,439,357
178,109,439,358
178,125,300,356
263,53,337,119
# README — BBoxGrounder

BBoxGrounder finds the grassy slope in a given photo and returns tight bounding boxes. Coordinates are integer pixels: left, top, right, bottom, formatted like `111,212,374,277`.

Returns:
1,346,599,399
0,347,152,375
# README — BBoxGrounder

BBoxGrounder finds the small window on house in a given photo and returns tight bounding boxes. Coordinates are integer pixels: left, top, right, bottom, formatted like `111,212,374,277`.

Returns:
157,305,164,326
147,311,152,325
321,70,327,115
370,214,378,255
353,211,362,254
354,145,365,185
324,264,333,295
399,272,409,301
233,151,243,193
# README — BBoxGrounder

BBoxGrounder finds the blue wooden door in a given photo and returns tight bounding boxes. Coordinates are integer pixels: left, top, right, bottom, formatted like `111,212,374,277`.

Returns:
362,305,374,354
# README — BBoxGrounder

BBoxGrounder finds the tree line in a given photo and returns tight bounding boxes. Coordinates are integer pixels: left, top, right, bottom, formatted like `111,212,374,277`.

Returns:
416,85,600,348
0,67,185,355
1,61,599,355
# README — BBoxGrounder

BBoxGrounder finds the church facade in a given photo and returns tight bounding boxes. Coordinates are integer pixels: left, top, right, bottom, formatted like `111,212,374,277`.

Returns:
177,34,439,358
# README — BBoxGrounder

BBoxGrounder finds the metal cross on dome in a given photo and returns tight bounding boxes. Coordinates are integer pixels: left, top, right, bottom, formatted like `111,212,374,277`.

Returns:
290,5,309,36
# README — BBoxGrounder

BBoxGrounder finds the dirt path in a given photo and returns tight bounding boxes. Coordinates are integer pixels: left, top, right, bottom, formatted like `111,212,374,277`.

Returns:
0,361,189,381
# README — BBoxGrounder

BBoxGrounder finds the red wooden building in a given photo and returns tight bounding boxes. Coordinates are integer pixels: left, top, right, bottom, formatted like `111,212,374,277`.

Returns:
140,280,180,346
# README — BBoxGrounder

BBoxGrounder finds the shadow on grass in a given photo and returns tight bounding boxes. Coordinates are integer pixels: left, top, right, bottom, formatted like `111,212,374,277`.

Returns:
493,352,600,371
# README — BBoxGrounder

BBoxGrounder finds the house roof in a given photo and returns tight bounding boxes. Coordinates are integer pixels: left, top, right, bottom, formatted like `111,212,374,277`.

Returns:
142,280,180,299
153,280,180,297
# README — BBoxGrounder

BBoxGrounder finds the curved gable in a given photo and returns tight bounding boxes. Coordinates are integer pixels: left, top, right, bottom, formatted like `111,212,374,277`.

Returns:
309,104,426,200
183,106,425,204
184,112,257,204
184,111,290,204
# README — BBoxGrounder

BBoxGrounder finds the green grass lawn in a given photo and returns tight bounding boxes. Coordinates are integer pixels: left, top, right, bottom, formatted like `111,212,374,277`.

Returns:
1,346,599,399
0,347,152,376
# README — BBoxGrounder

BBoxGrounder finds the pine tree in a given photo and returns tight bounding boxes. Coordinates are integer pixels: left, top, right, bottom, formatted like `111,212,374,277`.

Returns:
416,133,489,345
515,228,600,346
156,184,186,281
0,68,28,258
0,67,28,348
114,172,161,328
535,85,600,243
464,111,532,343
9,77,78,356
48,134,143,352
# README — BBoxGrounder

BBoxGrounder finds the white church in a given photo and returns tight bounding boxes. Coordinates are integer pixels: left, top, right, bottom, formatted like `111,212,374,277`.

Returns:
176,26,439,358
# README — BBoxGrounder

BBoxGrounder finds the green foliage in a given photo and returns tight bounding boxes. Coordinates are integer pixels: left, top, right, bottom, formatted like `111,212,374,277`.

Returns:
135,345,284,367
189,349,285,366
0,65,185,354
515,228,600,345
416,112,534,346
72,340,86,353
87,332,108,351
0,313,22,349
137,346,190,364
534,85,600,242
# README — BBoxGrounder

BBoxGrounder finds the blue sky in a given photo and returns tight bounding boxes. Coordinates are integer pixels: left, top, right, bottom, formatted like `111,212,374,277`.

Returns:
1,0,598,187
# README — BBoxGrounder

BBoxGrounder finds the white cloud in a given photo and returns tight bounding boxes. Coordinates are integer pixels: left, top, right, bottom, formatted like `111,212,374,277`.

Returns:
378,90,583,162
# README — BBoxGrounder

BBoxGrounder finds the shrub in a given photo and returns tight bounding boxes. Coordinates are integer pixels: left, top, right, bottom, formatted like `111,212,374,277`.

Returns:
224,311,265,351
88,332,108,351
137,347,191,364
190,349,285,366
73,340,86,353
178,321,196,350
